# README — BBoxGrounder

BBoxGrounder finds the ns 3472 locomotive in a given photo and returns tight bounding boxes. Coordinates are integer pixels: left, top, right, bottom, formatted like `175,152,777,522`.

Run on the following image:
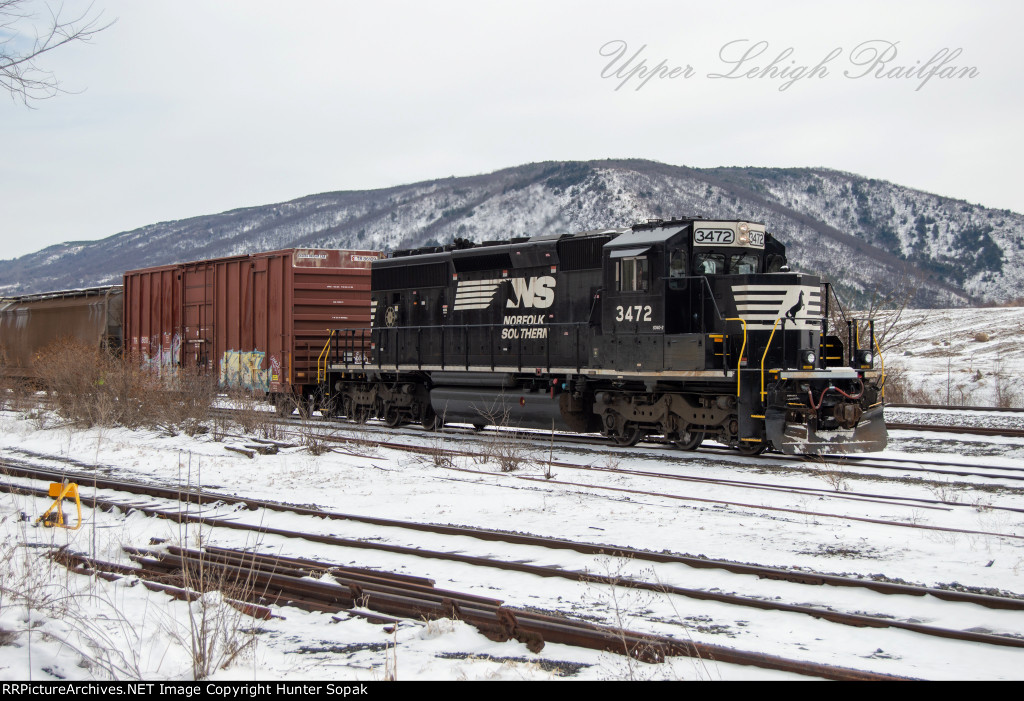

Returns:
320,218,887,455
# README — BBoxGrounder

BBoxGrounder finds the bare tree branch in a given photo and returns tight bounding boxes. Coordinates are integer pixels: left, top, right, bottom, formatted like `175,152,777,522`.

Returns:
825,263,924,356
0,0,114,105
861,264,926,355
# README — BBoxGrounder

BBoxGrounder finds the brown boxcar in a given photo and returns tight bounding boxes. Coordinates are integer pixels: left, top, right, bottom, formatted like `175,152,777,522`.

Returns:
123,249,380,399
0,286,124,381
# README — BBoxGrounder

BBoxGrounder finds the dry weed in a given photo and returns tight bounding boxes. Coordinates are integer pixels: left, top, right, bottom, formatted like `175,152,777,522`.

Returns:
30,339,220,432
295,402,336,456
473,406,536,472
226,388,280,438
808,456,849,492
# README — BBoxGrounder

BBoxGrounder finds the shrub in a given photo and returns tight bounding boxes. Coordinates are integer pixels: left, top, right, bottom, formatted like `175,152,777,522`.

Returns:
32,338,217,431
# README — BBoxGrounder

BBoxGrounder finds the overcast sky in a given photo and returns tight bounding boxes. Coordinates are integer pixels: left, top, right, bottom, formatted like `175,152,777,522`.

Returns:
2,0,1021,260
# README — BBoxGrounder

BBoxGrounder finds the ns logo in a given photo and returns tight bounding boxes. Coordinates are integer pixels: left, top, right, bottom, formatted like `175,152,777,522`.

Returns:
506,276,556,309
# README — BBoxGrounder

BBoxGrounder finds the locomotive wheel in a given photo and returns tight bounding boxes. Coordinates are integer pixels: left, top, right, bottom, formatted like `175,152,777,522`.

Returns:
384,409,405,428
672,431,704,451
736,439,769,456
420,407,441,430
612,427,643,447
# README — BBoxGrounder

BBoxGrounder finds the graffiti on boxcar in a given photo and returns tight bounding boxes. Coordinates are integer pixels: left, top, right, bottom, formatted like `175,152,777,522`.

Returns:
159,333,182,368
220,350,270,392
138,333,182,376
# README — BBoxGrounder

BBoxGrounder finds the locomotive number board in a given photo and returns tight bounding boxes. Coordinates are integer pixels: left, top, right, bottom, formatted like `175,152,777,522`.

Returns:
694,228,765,248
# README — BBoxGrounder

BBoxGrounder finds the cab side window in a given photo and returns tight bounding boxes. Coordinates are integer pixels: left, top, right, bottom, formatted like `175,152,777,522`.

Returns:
668,249,687,290
616,257,649,292
767,254,787,272
669,249,686,278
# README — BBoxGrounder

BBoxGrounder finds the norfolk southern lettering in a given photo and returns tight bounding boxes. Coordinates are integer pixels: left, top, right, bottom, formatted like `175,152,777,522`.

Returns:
506,276,555,309
502,313,548,339
503,276,554,337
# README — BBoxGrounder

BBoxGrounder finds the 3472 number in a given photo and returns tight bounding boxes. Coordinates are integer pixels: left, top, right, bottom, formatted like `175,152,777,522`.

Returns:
615,305,652,322
694,228,735,244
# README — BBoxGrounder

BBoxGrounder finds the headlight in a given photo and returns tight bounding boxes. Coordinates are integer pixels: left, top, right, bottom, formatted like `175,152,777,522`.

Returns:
803,350,815,365
858,350,873,365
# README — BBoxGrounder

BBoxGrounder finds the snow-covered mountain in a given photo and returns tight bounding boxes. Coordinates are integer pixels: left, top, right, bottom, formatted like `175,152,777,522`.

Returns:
2,160,1021,307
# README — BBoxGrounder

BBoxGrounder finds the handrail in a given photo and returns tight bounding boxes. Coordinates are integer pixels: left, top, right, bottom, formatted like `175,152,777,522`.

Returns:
874,335,885,399
316,329,335,384
692,276,745,390
758,313,828,400
824,282,850,330
724,317,746,397
692,275,730,329
328,321,591,375
760,317,783,401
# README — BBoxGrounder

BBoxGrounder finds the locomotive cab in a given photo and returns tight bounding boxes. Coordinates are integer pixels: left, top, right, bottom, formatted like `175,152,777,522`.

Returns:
595,218,886,454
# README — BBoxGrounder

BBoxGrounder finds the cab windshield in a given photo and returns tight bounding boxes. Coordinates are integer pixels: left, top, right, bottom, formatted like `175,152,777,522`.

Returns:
693,252,761,275
731,253,760,274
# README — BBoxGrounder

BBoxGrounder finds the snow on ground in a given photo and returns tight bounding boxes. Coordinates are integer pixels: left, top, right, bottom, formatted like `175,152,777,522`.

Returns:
0,418,814,682
879,306,1024,407
2,413,1022,681
0,306,1022,682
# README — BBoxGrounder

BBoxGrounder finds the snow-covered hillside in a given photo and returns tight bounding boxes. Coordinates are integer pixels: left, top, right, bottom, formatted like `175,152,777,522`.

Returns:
2,161,1021,307
879,306,1024,407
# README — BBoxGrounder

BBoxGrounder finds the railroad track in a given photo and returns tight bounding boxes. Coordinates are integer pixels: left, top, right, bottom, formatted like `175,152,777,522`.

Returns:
53,545,915,681
5,406,1024,678
5,459,1024,654
211,405,1024,491
222,419,1024,532
889,403,1024,414
158,409,1024,548
216,401,1024,456
1,471,916,680
167,428,1024,546
885,422,1024,438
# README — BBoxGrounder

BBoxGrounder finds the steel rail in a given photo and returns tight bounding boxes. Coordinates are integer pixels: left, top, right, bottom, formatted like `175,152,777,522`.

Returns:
11,475,1024,656
888,404,1024,414
105,544,914,681
886,422,1024,438
224,425,1024,529
14,479,1024,670
153,545,1024,651
3,462,1022,611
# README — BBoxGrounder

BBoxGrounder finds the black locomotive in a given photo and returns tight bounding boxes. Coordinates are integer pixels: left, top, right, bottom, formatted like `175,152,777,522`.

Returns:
321,218,886,455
